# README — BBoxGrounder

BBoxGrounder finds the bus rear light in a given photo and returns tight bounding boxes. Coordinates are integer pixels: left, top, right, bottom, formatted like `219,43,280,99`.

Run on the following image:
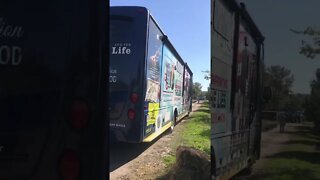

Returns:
70,100,90,129
59,150,80,180
130,93,139,104
128,109,136,120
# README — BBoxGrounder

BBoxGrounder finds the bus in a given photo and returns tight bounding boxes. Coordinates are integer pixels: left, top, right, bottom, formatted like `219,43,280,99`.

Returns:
109,6,193,143
0,0,108,179
211,0,269,179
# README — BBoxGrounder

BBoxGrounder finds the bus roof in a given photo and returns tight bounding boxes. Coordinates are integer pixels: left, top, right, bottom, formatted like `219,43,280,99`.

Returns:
220,0,265,43
147,12,189,73
110,6,191,73
184,62,193,76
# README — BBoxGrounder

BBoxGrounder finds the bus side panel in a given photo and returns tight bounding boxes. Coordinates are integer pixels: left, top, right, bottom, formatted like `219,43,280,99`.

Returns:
236,23,259,159
173,59,184,118
183,67,192,114
159,45,177,127
189,73,193,112
144,17,164,137
211,0,235,175
142,13,193,142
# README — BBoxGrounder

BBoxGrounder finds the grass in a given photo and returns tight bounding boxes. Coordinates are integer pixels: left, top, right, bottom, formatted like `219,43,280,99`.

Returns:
182,106,211,154
251,123,320,180
162,102,211,167
250,158,320,180
262,119,278,132
163,154,176,166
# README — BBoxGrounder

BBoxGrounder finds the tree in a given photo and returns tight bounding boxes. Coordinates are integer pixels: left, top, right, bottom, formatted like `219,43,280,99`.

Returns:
290,27,320,59
192,82,202,99
205,87,210,100
305,69,320,130
291,27,320,129
202,70,210,80
263,65,294,110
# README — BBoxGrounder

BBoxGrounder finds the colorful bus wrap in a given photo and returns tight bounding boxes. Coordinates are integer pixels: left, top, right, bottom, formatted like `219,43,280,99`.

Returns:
109,6,193,143
211,0,265,179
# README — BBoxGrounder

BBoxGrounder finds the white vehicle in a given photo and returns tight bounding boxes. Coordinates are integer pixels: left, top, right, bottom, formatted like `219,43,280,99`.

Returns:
211,0,270,179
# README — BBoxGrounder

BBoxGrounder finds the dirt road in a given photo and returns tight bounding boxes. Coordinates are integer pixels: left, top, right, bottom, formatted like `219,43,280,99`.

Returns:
234,122,319,179
251,123,292,175
109,102,203,180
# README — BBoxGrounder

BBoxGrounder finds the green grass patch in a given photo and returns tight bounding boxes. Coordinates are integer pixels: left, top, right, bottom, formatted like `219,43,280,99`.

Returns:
161,102,211,176
252,124,320,180
251,158,320,180
182,112,211,155
181,104,211,155
163,154,176,166
262,120,278,132
283,142,315,152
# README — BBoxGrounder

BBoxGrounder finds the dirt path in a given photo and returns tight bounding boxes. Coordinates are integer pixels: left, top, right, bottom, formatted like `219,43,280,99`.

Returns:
109,102,203,180
234,122,307,179
251,124,292,175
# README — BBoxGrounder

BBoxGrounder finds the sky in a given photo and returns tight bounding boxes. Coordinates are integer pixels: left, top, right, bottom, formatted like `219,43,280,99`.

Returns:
110,0,210,91
238,0,320,94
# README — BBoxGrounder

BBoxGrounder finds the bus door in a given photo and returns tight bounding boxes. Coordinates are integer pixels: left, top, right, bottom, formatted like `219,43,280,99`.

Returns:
237,23,259,157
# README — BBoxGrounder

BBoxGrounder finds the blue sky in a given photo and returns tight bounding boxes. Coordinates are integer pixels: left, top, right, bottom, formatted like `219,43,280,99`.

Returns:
110,0,210,91
238,0,320,94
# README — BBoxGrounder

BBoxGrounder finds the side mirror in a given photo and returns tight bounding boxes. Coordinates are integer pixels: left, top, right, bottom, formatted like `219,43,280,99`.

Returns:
263,86,272,101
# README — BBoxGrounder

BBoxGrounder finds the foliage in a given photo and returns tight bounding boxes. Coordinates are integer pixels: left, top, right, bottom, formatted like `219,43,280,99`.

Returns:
205,87,210,100
305,68,320,130
263,65,294,110
163,154,176,166
192,82,202,99
290,27,320,59
202,70,210,80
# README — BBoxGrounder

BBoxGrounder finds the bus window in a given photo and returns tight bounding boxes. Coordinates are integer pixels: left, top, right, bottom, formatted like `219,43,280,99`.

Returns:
145,18,163,103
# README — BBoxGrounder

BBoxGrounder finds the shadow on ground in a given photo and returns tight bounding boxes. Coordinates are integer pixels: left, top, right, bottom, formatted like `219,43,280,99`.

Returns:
200,129,210,138
283,140,320,146
248,168,319,180
109,131,167,172
195,108,210,114
266,151,320,164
